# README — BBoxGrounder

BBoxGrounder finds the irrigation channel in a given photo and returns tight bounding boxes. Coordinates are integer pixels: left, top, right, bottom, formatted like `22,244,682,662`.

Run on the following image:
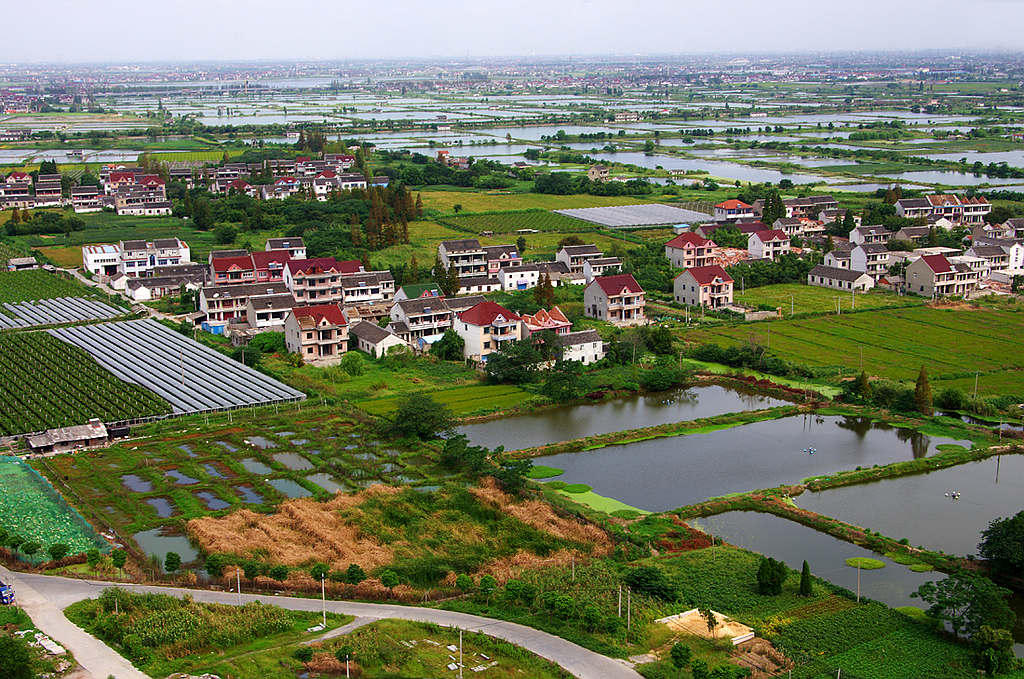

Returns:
531,414,971,511
457,383,790,450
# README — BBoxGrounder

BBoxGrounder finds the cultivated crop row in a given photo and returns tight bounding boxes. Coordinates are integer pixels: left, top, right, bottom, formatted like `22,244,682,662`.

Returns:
0,270,100,305
439,209,595,234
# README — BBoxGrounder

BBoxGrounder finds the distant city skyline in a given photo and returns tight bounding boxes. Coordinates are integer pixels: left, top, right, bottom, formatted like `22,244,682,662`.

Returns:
8,0,1024,64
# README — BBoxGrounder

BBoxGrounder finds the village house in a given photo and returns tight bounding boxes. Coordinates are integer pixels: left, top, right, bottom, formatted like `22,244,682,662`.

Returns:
454,301,522,363
285,304,349,366
70,185,102,213
664,232,717,269
584,273,645,326
284,257,364,304
388,296,454,343
265,237,307,259
850,243,890,280
582,257,622,282
965,244,1011,275
713,199,754,222
245,293,295,331
824,242,853,269
748,230,791,261
210,252,256,285
350,321,407,358
118,238,190,277
894,226,932,244
772,218,804,238
438,239,488,279
521,306,572,336
394,283,442,302
27,418,109,454
849,225,892,246
556,329,606,365
673,265,734,309
124,272,204,302
906,254,978,298
199,282,290,334
482,244,523,275
455,276,502,295
819,208,860,227
82,244,122,277
5,256,37,271
555,244,603,274
587,165,610,182
895,194,991,225
338,271,395,308
973,236,1024,270
807,265,875,292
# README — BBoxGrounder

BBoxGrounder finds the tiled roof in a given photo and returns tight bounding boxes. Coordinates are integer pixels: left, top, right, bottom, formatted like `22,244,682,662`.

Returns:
681,264,733,285
809,265,869,282
665,232,713,249
292,303,347,326
715,199,751,209
459,301,520,326
212,255,254,273
921,254,953,274
592,273,643,295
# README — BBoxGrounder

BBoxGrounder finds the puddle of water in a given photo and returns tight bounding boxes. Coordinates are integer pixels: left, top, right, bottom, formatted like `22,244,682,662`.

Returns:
240,458,272,474
233,484,264,504
216,441,238,452
276,431,296,437
144,497,176,518
121,474,153,492
164,469,200,485
267,478,313,498
290,439,309,446
194,491,230,511
133,528,199,569
306,473,346,494
247,436,278,449
273,452,313,471
177,444,196,457
203,463,226,478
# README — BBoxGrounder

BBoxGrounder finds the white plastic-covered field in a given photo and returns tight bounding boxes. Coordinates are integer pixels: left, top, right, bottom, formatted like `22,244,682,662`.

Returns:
0,297,123,329
50,319,305,414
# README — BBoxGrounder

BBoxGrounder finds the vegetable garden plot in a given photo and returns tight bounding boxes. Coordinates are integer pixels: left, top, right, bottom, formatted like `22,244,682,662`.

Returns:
0,332,172,436
0,457,108,562
50,319,305,415
0,297,123,329
0,270,101,305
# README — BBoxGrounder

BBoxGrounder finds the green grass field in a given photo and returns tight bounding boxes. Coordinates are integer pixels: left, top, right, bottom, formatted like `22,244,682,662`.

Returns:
417,189,659,214
735,284,924,316
682,306,1024,395
438,209,595,234
359,383,534,417
0,269,100,304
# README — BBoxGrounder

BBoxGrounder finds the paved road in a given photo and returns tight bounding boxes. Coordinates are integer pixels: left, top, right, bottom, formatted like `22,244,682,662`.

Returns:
9,570,642,679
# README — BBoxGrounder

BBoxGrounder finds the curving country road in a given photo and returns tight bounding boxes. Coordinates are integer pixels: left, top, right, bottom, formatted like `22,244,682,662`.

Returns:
1,567,641,679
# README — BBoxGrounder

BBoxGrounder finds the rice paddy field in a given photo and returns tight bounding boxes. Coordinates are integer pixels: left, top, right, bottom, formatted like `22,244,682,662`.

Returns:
734,283,924,316
681,305,1024,396
0,457,109,562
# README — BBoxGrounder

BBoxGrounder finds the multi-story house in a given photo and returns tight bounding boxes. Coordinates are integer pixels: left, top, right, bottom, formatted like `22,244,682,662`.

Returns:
482,245,522,275
70,185,102,213
245,293,295,331
521,306,572,336
673,265,733,309
555,244,603,274
556,329,606,365
438,239,488,279
582,257,622,283
781,195,837,218
850,243,890,280
849,225,892,246
713,199,754,222
965,244,1011,275
896,194,991,225
285,304,349,366
265,237,306,259
118,238,190,277
82,244,122,277
199,282,290,334
284,258,363,304
665,233,716,269
748,230,791,261
338,271,395,307
584,274,645,327
906,254,977,298
454,301,522,363
388,297,453,343
210,252,256,285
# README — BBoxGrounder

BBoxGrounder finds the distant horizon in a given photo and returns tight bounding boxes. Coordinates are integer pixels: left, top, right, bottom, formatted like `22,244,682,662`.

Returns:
6,0,1022,64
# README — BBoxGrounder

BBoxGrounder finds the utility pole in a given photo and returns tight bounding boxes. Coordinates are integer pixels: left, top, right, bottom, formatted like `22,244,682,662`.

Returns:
856,562,861,603
571,553,575,582
321,575,327,628
973,372,979,400
791,294,794,317
236,568,241,605
459,629,463,679
627,587,631,632
617,585,622,617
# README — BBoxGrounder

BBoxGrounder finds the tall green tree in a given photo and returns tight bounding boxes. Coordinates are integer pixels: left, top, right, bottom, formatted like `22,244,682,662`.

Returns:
0,637,33,679
912,571,1016,638
979,510,1024,579
799,560,813,596
915,365,933,416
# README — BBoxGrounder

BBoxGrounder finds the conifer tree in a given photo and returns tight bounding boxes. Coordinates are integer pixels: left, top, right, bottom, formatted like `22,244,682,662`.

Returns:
799,560,812,596
915,365,933,416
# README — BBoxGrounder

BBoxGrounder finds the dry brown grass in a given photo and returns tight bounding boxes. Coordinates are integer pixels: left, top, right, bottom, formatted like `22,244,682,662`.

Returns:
187,484,399,570
470,478,612,552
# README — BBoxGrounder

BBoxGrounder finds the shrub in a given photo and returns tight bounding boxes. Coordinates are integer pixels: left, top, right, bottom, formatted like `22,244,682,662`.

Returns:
756,557,787,595
340,351,365,376
455,574,474,592
344,563,367,585
670,641,692,668
268,565,289,581
624,565,676,601
294,646,314,662
48,543,70,561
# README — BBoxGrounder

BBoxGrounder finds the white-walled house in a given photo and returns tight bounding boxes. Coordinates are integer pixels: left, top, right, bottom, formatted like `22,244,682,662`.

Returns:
454,301,522,362
556,329,606,365
350,321,407,358
673,265,734,309
584,274,645,326
284,303,349,366
747,230,790,261
807,265,875,291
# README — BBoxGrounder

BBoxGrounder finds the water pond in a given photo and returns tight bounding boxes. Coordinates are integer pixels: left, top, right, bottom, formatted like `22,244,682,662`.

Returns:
273,452,313,471
240,458,272,474
247,436,278,449
798,454,1024,557
132,528,199,569
194,491,230,511
144,497,176,518
121,475,153,493
164,469,199,486
306,473,346,494
534,415,970,512
267,478,312,498
457,384,790,450
233,484,264,504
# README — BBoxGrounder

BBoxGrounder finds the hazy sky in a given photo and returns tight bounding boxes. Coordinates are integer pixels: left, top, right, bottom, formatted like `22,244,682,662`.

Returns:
12,0,1024,63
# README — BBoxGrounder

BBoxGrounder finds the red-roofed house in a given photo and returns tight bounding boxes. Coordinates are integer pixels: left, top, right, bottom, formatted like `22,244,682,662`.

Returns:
714,199,754,222
210,254,256,284
105,171,137,194
5,171,31,185
673,265,734,309
251,250,292,283
906,254,977,298
521,306,572,336
665,232,717,269
284,303,349,366
748,229,791,261
284,258,353,303
455,301,522,362
584,274,645,326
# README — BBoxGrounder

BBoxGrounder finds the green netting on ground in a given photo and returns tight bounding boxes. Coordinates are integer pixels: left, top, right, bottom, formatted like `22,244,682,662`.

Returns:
0,457,108,562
